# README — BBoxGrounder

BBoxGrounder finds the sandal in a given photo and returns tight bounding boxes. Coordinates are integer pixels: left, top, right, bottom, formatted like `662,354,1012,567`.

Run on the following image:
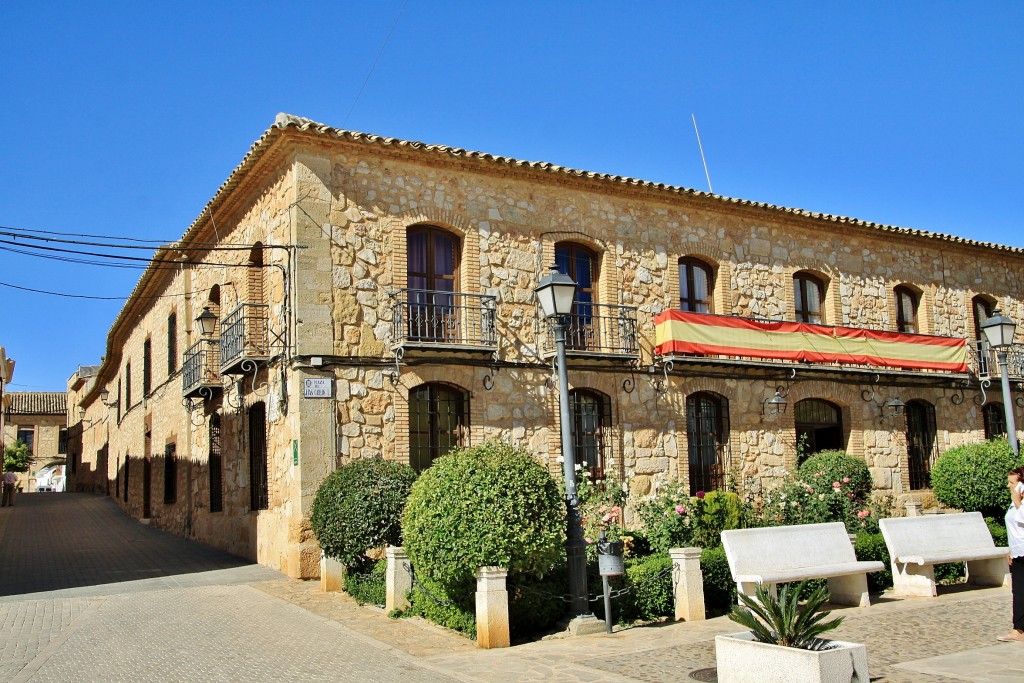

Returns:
997,631,1024,642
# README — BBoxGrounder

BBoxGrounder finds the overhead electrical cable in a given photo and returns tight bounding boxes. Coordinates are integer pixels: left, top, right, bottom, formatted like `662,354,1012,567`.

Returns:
0,280,188,301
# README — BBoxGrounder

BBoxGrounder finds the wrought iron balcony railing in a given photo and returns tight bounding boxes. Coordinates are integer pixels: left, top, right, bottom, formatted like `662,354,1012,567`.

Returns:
391,290,497,350
540,303,639,358
182,338,221,398
219,303,269,374
968,339,1024,380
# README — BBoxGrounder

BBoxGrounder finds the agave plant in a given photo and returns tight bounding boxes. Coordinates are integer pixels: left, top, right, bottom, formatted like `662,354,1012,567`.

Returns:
728,581,844,651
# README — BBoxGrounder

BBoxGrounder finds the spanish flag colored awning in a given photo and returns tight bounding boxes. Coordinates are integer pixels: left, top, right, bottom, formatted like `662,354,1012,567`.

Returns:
654,311,968,373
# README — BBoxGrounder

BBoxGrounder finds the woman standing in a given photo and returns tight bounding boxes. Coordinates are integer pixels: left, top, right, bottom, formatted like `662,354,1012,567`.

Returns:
999,466,1024,642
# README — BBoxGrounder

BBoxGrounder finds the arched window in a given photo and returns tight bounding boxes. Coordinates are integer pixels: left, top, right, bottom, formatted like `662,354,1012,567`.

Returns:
679,257,714,313
409,382,468,472
248,402,268,510
983,402,1007,440
407,226,461,342
209,413,223,513
794,272,826,324
973,295,995,341
248,244,265,306
569,389,612,481
906,400,937,490
895,285,920,334
795,399,844,461
555,242,599,349
686,392,729,495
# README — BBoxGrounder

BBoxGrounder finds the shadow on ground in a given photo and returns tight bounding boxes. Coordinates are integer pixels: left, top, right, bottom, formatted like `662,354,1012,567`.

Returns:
0,492,256,597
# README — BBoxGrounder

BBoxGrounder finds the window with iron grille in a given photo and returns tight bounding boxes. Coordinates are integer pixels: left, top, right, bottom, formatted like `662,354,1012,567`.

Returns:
209,414,223,513
408,383,468,472
794,272,826,324
143,339,152,395
973,295,994,341
167,312,178,375
163,443,176,504
906,400,937,490
569,389,611,482
249,403,268,510
58,427,68,454
555,242,599,350
406,226,461,342
983,402,1006,440
686,392,729,496
679,257,714,313
895,285,919,334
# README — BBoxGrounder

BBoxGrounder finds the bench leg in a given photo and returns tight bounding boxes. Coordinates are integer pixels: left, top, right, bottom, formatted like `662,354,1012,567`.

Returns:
966,558,1010,589
827,574,871,607
890,561,937,597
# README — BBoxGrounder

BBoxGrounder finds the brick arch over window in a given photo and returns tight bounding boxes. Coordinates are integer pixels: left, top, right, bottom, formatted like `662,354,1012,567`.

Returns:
793,270,828,324
391,213,474,294
404,225,462,343
983,401,1006,440
685,391,730,495
972,294,996,341
408,381,469,472
794,398,845,462
894,284,922,334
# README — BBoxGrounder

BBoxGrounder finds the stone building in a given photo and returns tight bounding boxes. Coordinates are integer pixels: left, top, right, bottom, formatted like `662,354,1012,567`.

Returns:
69,113,1024,578
3,392,68,492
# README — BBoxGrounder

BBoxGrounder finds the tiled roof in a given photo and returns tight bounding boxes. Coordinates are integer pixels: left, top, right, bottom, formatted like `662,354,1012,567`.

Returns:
6,392,67,416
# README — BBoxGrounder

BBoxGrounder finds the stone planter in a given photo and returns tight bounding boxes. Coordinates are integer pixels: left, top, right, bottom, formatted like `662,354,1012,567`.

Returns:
715,632,868,683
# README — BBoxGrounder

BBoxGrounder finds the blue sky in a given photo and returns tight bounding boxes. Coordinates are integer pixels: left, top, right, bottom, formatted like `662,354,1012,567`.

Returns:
2,2,1022,392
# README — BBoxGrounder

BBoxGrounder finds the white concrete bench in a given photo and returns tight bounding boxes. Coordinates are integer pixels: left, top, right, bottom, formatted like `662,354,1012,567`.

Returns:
879,512,1010,597
721,522,885,607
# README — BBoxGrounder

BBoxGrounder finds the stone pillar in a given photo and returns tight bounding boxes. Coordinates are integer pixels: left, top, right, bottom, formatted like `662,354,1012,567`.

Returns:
670,547,705,622
905,501,921,517
320,552,345,593
475,566,510,649
386,546,412,612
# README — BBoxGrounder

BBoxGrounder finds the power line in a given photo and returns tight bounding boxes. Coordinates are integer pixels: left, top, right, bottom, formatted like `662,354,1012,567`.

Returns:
0,280,187,301
0,225,283,251
344,0,411,126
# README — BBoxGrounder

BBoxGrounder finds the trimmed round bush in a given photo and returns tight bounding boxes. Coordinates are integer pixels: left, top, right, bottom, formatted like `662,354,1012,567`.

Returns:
310,458,418,567
931,439,1021,517
402,441,566,608
798,450,872,501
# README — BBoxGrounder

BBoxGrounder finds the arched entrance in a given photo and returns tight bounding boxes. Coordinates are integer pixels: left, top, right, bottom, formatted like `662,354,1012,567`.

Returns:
795,399,845,461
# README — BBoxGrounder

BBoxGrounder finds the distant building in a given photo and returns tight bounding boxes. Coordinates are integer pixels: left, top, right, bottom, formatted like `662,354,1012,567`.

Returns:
71,114,1024,578
3,392,68,492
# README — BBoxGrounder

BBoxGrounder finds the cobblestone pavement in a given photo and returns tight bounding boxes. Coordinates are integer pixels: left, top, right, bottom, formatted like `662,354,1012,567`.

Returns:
3,493,1022,682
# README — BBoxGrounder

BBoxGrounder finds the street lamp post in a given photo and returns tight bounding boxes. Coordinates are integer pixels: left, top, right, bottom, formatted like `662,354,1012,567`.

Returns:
535,264,593,621
982,309,1019,455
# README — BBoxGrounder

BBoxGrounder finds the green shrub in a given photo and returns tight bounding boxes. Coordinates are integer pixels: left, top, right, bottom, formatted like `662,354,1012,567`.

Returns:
935,562,966,584
987,516,1009,547
508,570,569,638
405,587,477,637
619,554,674,622
401,441,566,625
854,532,892,594
931,440,1021,517
345,558,387,606
798,450,872,502
637,483,744,553
701,546,736,616
310,458,417,569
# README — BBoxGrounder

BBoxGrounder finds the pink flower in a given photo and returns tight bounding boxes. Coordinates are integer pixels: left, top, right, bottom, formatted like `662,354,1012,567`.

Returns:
585,537,593,544
857,510,870,519
832,481,842,489
664,511,670,518
675,505,686,515
848,493,855,499
842,477,851,483
602,513,614,523
696,491,706,499
806,487,814,494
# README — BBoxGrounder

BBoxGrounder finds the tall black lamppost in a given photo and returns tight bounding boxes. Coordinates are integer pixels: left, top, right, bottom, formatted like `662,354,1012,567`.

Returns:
535,264,592,620
982,309,1019,455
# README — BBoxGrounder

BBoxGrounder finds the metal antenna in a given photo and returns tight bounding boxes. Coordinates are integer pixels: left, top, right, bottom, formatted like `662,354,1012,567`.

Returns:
692,114,713,194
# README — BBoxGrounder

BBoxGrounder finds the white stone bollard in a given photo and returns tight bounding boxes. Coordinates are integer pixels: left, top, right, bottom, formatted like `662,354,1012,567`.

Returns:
475,566,510,649
385,546,412,612
905,501,922,517
670,547,705,622
320,552,346,593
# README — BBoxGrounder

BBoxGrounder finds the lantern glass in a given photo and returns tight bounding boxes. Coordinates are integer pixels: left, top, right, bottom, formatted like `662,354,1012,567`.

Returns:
982,309,1017,349
196,307,218,336
535,265,577,318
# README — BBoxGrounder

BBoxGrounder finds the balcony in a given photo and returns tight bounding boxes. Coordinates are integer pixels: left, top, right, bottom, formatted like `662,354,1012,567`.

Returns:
182,338,221,399
219,303,269,375
539,303,639,361
654,310,974,381
391,290,497,356
968,339,1024,381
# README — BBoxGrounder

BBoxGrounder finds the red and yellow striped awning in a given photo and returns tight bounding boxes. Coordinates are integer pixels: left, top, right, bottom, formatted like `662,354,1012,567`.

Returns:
654,311,968,373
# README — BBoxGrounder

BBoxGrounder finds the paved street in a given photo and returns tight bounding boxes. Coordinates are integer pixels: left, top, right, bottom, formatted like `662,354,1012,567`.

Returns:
3,493,1023,682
